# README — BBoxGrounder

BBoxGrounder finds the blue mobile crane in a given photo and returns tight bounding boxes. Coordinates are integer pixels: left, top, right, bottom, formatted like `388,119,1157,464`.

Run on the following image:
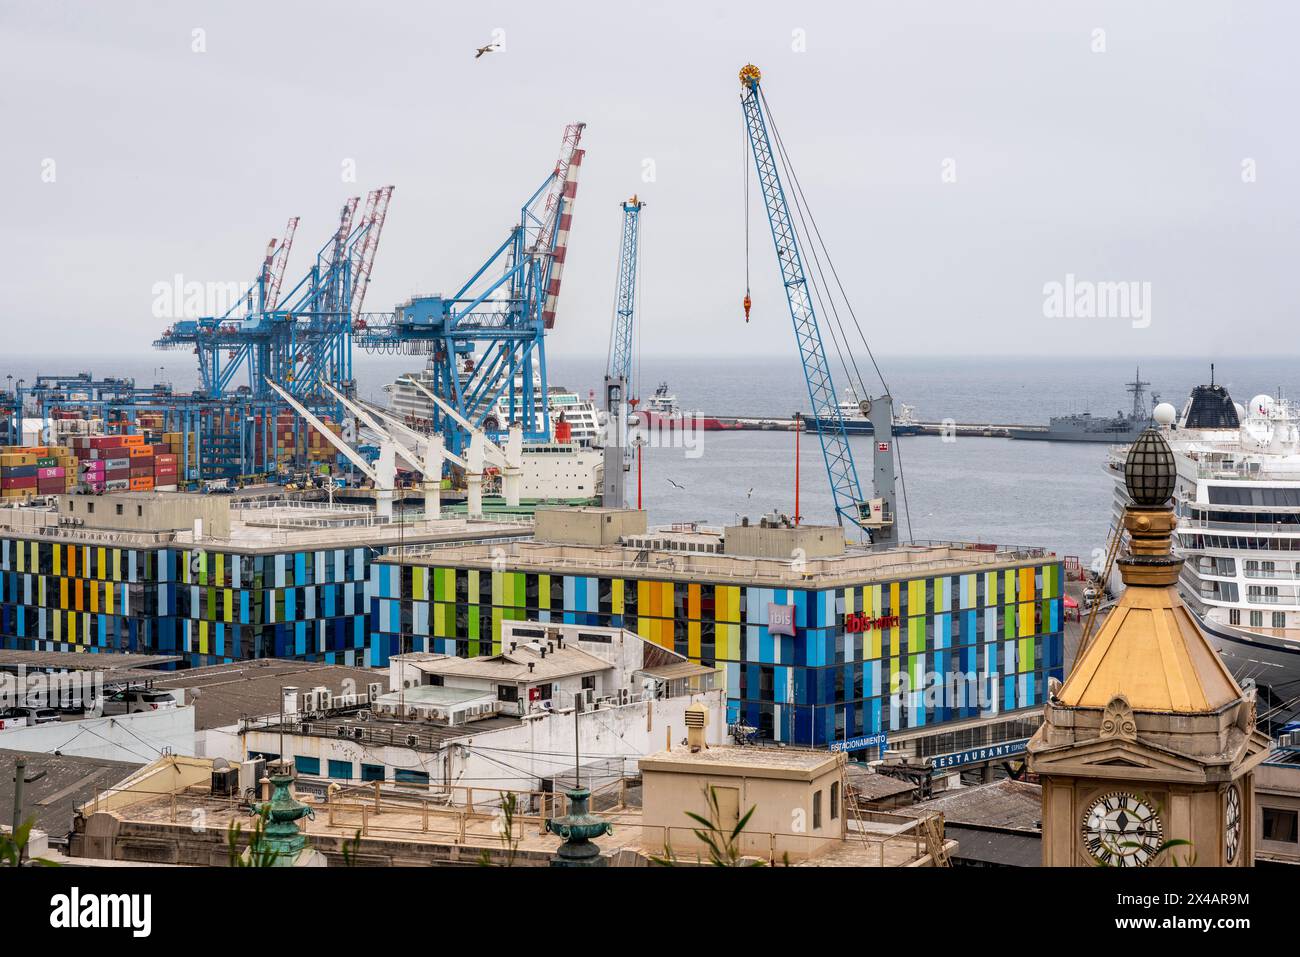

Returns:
738,64,899,542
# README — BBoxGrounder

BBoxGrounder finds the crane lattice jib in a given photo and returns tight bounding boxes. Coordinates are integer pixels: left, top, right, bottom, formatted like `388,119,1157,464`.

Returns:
739,66,865,529
606,197,644,386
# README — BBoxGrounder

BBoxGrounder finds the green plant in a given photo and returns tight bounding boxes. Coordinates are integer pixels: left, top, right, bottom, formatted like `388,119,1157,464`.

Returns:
0,817,59,867
651,786,766,867
340,829,363,867
227,808,279,867
479,792,521,867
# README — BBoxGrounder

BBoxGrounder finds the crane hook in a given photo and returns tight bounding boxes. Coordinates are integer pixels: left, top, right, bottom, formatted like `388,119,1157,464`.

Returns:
743,292,752,323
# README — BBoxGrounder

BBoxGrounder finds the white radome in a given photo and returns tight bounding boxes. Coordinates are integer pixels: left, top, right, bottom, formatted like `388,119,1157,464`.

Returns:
1152,402,1176,427
1234,402,1247,421
1250,394,1275,418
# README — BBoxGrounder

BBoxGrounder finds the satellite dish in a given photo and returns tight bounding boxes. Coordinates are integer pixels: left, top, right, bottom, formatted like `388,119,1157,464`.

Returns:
1249,394,1275,418
213,757,230,770
1152,402,1176,427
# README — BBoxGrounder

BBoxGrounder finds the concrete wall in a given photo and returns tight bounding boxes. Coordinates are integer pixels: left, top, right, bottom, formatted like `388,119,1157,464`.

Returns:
534,507,646,546
0,706,196,763
724,523,845,559
640,755,846,862
58,492,231,537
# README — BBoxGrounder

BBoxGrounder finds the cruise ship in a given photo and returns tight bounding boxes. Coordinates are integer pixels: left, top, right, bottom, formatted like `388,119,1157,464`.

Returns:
384,361,602,446
1107,378,1300,726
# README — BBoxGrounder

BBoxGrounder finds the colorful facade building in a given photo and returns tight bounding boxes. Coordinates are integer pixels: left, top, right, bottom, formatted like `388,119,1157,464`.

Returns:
369,514,1064,752
0,493,531,668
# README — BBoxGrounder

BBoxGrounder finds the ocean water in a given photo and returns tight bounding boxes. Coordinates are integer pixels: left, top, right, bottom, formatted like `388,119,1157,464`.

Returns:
6,352,1298,561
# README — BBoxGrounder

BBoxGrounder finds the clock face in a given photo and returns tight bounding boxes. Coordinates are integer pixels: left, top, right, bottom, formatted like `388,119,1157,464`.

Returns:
1082,792,1163,867
1225,785,1242,864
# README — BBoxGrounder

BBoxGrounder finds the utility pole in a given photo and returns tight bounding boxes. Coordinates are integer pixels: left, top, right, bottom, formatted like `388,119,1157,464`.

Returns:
11,756,47,866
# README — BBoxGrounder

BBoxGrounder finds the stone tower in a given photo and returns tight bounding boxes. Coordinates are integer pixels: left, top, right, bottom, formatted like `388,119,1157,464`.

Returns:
1028,429,1270,867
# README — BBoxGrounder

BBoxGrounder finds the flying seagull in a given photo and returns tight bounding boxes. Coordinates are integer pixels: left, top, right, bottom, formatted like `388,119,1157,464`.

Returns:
746,487,754,498
666,478,685,490
474,43,498,59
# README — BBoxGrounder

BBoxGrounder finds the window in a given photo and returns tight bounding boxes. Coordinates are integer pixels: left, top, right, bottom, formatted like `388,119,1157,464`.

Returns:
361,764,384,782
87,502,94,514
536,683,553,702
1229,608,1241,626
328,759,352,781
294,756,320,777
116,504,123,516
137,505,143,517
394,769,430,786
830,781,840,821
1264,807,1299,844
1251,611,1264,628
497,685,519,703
581,675,596,691
1274,612,1287,629
812,790,823,830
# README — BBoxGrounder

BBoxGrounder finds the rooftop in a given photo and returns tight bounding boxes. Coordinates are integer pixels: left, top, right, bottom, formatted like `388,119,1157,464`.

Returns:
395,643,613,684
0,496,533,554
902,779,1044,833
1059,581,1242,713
640,745,842,780
384,537,1053,587
0,748,141,844
153,659,380,729
241,709,521,752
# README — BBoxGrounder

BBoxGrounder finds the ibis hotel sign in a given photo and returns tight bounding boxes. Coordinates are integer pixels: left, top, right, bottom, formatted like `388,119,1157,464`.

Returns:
768,603,796,637
844,613,900,633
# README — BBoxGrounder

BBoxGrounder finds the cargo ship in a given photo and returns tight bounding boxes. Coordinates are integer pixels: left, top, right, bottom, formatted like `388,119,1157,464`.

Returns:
803,389,923,436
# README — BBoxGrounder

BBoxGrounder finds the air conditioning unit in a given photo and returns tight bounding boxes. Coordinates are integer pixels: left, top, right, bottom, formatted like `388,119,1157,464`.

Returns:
618,687,630,705
300,722,312,734
351,727,365,740
368,682,384,703
318,690,333,711
357,710,371,721
405,734,419,747
210,766,239,797
336,725,348,738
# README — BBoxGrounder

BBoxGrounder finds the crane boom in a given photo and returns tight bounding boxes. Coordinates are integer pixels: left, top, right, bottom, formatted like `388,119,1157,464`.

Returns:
738,64,868,532
606,196,644,388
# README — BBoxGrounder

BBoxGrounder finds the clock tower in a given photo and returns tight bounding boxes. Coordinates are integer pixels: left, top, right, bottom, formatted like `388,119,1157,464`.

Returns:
1028,429,1270,867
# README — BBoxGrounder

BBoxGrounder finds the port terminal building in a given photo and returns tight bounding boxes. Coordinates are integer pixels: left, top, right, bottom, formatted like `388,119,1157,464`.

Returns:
369,508,1064,753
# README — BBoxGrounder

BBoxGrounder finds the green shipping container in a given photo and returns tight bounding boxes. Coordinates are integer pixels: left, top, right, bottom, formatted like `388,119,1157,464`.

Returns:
36,457,57,468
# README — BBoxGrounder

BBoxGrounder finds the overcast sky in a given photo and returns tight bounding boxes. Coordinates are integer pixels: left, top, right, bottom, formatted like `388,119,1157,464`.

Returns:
1,0,1295,361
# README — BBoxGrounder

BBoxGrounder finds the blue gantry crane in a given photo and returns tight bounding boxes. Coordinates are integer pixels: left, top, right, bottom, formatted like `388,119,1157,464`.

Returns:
738,64,896,541
153,188,393,415
353,124,586,457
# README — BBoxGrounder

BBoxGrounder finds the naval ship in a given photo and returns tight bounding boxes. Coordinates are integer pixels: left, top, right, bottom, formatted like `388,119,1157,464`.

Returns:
1010,368,1156,442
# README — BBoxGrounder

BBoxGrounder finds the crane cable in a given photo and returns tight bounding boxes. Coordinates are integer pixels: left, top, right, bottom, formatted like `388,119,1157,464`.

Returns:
755,86,915,542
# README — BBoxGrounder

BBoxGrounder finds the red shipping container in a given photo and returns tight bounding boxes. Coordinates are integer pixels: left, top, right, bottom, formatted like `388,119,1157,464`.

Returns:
155,453,177,466
1,476,36,490
37,466,65,479
106,468,131,481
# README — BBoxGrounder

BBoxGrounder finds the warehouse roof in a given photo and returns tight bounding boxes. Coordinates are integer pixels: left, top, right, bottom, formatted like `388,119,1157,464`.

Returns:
0,749,141,845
